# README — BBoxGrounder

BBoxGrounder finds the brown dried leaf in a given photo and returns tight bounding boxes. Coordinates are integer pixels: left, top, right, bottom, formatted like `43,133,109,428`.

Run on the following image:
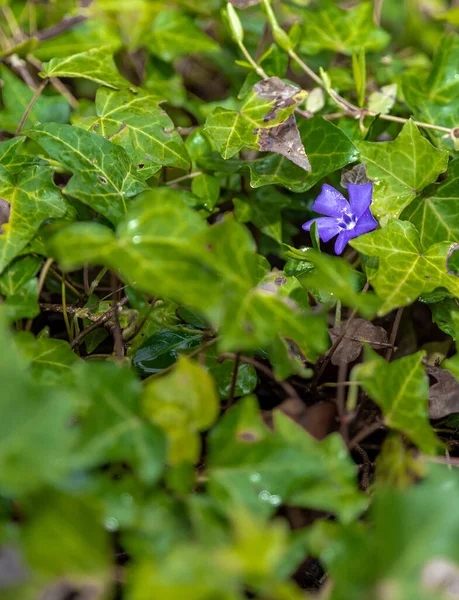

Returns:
340,163,371,187
330,318,389,365
257,114,311,171
427,365,459,419
253,78,302,121
228,0,262,8
0,198,10,234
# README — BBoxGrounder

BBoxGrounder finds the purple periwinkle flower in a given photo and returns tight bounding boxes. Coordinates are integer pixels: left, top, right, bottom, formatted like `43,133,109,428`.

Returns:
302,183,378,255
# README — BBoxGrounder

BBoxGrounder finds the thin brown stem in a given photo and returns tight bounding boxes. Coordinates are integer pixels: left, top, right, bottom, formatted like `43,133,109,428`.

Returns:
336,361,349,443
348,420,384,450
227,352,241,408
385,307,403,361
15,79,47,135
69,296,129,349
36,15,87,41
112,302,124,362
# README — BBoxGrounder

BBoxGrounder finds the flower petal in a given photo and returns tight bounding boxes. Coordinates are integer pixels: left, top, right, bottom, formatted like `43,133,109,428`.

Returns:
347,183,373,220
303,217,341,243
353,208,378,236
334,229,354,255
312,184,349,218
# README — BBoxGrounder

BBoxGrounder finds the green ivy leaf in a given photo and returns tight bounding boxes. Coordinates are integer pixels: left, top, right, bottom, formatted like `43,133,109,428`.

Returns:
0,256,41,322
40,45,131,89
402,158,459,248
27,123,147,225
202,116,358,192
403,35,459,153
0,65,69,134
0,165,68,273
0,137,40,173
310,466,459,600
143,357,219,465
76,87,190,178
205,346,258,400
205,78,306,160
350,219,459,315
207,396,367,523
295,248,381,318
356,120,448,220
132,328,203,376
12,334,81,386
299,2,390,55
0,312,77,495
49,190,329,367
233,188,291,243
4,494,111,600
143,10,219,62
354,347,442,454
73,362,166,483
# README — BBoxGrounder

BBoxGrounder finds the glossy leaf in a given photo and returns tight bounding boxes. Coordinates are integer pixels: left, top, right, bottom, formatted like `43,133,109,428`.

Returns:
40,46,131,89
351,219,459,315
356,120,448,220
205,346,258,400
0,165,68,273
76,87,190,178
132,328,203,376
402,158,459,248
27,123,147,224
354,347,442,454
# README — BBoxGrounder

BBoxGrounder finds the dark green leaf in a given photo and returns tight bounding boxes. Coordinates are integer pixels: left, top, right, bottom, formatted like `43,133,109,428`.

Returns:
27,123,147,224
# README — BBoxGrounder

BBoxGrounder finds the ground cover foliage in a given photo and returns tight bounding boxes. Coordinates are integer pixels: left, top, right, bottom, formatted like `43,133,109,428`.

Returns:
1,0,459,598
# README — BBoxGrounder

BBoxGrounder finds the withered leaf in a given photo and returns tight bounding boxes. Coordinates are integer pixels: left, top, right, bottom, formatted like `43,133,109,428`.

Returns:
228,0,262,8
340,163,371,187
330,318,389,365
427,365,459,419
0,198,10,235
253,78,303,121
257,114,311,171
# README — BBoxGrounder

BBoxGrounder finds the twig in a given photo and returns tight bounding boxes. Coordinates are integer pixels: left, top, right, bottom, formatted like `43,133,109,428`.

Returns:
27,54,79,109
123,300,156,343
36,257,54,298
218,352,301,403
70,296,129,349
112,302,125,362
36,15,87,41
227,352,241,407
385,307,403,361
15,79,47,135
48,267,83,299
348,420,384,449
373,0,384,24
166,171,202,186
336,361,349,442
61,275,73,342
